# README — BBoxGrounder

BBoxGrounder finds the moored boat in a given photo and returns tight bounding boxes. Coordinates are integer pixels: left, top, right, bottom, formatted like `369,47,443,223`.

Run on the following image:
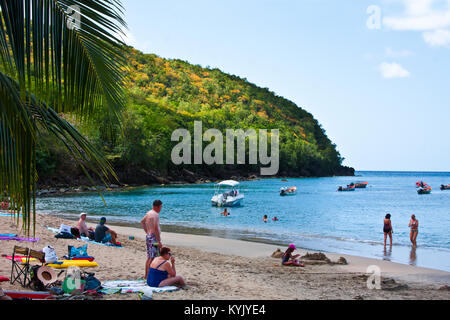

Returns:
211,180,244,207
417,186,432,194
338,185,356,192
354,181,368,188
280,187,297,196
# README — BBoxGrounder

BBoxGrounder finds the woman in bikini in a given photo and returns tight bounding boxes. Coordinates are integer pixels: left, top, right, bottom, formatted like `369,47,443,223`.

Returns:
409,214,419,247
383,214,393,247
147,247,186,288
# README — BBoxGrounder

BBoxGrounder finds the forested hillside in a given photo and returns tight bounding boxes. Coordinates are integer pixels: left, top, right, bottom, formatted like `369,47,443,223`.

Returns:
37,47,353,188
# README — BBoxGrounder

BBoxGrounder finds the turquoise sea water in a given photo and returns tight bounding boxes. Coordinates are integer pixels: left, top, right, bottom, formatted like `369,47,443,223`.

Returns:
36,171,450,272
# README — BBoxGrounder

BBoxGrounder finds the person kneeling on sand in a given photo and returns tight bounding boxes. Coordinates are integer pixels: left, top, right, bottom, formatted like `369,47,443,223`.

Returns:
94,217,118,245
282,244,304,267
147,247,186,288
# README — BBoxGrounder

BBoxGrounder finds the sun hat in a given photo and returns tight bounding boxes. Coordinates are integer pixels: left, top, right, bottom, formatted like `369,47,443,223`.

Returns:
79,212,87,217
289,244,296,250
37,266,58,286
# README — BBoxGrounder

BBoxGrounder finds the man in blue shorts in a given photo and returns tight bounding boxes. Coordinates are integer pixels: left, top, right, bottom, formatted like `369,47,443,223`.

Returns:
94,217,118,245
140,200,163,279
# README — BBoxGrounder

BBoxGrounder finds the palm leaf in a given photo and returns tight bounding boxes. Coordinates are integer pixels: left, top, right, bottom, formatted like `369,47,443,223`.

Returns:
0,0,128,235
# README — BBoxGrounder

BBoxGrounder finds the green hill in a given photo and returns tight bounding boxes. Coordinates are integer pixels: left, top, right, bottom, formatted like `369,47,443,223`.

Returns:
37,47,353,187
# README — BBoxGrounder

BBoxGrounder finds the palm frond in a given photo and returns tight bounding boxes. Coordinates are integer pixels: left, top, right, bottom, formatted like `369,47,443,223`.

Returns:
0,0,128,235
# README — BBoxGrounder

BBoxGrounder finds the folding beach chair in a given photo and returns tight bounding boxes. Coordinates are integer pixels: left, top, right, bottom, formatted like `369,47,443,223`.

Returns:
10,246,30,287
10,246,45,288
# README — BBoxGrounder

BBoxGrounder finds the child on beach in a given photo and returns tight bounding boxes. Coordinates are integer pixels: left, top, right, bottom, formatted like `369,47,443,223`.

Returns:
282,244,304,267
383,214,393,247
409,214,419,247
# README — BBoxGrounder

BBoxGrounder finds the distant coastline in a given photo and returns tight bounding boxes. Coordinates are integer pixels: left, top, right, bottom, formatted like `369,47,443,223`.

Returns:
37,166,355,197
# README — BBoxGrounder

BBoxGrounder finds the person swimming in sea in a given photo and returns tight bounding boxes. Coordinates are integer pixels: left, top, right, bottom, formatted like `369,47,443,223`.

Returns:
272,217,279,222
263,215,268,223
409,214,419,247
383,213,393,247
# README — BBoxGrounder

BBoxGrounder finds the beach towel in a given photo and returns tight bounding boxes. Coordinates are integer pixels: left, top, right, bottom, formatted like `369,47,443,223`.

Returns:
100,280,179,295
0,234,18,237
0,214,21,217
0,235,39,242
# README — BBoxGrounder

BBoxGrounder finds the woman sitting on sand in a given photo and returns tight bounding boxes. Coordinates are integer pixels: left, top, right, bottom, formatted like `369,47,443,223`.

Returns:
282,244,304,267
409,214,419,247
147,247,186,288
383,214,393,247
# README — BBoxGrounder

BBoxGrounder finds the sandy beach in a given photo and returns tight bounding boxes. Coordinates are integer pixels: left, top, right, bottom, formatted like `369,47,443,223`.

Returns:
1,213,449,300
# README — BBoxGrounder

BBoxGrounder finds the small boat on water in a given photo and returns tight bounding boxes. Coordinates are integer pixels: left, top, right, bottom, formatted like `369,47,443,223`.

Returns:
418,187,432,195
211,180,244,207
338,184,356,192
280,187,297,196
354,181,368,189
441,184,450,191
416,181,429,188
416,181,432,194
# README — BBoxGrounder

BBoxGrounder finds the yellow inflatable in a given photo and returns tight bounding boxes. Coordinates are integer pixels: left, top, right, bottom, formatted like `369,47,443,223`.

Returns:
20,258,98,269
46,260,99,269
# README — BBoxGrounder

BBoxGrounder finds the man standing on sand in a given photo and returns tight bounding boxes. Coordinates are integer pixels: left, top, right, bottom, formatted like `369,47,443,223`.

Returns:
141,200,163,279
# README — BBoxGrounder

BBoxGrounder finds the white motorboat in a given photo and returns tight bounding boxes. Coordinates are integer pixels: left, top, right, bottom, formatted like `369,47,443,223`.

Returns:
280,186,297,196
211,180,244,207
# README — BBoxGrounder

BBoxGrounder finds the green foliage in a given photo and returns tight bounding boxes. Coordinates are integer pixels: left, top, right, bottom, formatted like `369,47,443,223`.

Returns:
42,46,347,180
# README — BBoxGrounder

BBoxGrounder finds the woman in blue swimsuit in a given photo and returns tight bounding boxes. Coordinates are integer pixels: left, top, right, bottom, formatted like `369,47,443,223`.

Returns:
147,247,186,288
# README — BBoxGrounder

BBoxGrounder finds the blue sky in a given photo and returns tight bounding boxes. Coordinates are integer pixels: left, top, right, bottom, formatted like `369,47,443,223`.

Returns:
120,0,450,172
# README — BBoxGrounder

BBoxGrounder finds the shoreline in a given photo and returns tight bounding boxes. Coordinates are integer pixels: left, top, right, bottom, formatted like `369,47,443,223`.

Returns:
35,173,357,197
41,211,450,275
90,220,450,287
1,213,449,300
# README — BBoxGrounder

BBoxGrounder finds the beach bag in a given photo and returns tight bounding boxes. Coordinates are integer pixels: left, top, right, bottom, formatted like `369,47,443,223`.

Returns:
59,224,72,234
69,244,88,258
84,273,101,291
29,266,46,291
55,232,75,239
71,227,80,238
42,246,58,263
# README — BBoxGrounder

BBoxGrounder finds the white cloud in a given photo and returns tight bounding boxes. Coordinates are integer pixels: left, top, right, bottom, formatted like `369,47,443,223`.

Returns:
385,47,414,57
423,28,450,45
384,11,450,31
383,0,450,47
379,62,411,78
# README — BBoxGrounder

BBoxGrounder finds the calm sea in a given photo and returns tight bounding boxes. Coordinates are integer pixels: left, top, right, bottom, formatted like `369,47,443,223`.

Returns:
36,171,450,272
